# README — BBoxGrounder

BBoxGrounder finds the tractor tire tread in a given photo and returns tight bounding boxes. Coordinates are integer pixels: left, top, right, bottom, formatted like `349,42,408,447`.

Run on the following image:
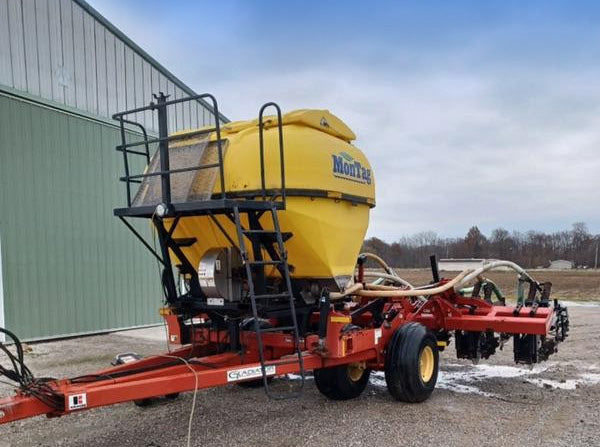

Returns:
385,322,439,403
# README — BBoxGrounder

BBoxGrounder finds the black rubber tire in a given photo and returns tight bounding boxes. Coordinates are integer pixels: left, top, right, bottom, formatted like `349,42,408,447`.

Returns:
314,364,371,400
385,322,439,403
134,398,154,407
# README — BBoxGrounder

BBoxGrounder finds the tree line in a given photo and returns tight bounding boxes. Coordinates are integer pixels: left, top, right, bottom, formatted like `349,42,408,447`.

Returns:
361,222,600,269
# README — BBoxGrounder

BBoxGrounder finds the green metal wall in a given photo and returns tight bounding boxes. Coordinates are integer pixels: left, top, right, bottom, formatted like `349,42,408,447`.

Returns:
0,92,162,340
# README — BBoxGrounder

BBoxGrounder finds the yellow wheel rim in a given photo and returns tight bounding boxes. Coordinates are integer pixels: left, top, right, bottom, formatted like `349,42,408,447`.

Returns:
419,345,435,383
348,362,366,382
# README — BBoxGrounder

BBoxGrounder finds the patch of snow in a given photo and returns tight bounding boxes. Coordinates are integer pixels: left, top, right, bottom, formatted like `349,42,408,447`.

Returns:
368,362,599,397
451,363,549,379
579,372,600,384
559,300,600,307
369,372,386,388
286,373,313,381
369,370,497,397
287,361,600,397
437,375,497,397
525,378,578,390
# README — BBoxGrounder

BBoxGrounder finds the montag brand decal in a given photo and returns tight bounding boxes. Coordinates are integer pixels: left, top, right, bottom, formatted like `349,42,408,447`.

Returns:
332,151,371,184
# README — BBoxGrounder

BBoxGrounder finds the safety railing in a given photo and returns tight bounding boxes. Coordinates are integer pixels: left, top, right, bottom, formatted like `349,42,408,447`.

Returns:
113,94,287,211
112,93,225,207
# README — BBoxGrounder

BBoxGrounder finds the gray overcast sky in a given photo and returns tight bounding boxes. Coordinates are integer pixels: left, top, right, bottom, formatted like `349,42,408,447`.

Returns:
90,0,600,240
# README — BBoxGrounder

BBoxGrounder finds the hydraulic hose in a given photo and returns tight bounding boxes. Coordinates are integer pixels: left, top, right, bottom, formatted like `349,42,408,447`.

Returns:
454,261,538,291
362,271,414,289
357,269,472,298
359,252,395,275
331,269,473,299
358,252,416,288
329,282,364,300
459,279,505,302
332,257,538,302
365,283,409,291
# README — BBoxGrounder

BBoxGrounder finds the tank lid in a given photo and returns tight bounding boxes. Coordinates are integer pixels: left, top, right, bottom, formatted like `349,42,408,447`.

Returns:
221,109,357,142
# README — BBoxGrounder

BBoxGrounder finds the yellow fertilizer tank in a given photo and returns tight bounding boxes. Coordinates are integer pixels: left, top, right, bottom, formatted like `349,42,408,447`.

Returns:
156,109,375,293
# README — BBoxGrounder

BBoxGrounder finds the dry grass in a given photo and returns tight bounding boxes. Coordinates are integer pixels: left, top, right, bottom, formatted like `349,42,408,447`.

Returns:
390,268,600,301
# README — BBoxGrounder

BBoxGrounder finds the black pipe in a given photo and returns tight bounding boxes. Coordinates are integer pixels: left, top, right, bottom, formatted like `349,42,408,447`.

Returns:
318,291,331,340
430,254,440,283
155,92,171,206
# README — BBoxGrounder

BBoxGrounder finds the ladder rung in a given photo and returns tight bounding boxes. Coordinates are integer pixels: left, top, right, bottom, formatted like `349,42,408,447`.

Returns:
172,237,197,247
249,260,283,266
243,230,292,242
253,293,290,300
259,326,296,333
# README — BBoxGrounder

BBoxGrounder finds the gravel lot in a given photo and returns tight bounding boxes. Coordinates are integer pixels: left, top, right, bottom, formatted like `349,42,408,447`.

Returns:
1,305,599,447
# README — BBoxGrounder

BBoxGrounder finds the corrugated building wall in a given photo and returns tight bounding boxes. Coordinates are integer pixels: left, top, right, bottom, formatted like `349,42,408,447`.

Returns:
0,0,224,340
0,0,220,131
0,93,161,338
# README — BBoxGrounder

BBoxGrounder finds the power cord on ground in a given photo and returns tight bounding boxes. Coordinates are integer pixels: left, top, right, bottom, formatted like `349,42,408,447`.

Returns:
157,355,199,447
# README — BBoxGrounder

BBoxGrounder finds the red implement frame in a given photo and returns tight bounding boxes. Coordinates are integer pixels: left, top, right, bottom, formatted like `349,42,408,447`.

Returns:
0,286,556,424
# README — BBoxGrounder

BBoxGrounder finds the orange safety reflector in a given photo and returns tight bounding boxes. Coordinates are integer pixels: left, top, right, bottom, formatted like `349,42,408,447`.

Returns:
330,316,352,324
159,307,173,316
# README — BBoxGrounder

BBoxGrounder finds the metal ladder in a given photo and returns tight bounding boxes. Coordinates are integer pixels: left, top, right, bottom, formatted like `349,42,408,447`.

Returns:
233,204,305,399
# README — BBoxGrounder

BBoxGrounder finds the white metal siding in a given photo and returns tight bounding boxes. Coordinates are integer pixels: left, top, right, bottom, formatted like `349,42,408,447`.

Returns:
0,0,218,131
0,2,12,86
439,259,485,271
7,0,27,91
23,0,40,97
548,260,573,270
48,0,64,103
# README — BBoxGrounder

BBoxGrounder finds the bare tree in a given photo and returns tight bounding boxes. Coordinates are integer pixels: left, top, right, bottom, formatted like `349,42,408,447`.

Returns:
361,223,597,268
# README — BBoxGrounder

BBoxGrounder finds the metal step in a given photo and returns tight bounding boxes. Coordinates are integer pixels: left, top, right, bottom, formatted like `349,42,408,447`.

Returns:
258,326,297,333
172,237,197,247
248,260,283,266
242,229,292,242
253,293,291,300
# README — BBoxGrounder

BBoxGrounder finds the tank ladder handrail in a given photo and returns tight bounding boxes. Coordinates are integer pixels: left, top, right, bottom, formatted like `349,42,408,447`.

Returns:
258,102,286,207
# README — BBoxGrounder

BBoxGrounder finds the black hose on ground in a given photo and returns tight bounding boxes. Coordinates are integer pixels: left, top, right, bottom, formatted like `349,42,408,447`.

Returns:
0,327,64,411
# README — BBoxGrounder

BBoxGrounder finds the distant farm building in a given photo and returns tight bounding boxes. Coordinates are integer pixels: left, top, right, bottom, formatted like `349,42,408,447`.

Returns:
438,258,508,271
548,260,574,270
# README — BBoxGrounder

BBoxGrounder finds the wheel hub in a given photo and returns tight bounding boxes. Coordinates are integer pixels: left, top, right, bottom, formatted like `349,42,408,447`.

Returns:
419,345,434,383
347,362,366,382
